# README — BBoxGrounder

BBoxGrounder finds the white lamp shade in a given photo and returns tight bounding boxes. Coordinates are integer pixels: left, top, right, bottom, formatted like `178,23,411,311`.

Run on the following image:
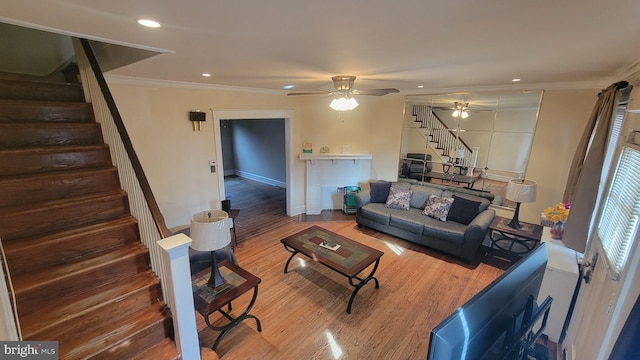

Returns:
505,178,537,203
189,209,231,251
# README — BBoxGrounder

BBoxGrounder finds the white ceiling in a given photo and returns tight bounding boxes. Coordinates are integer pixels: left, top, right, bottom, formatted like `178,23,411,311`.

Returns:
1,0,640,94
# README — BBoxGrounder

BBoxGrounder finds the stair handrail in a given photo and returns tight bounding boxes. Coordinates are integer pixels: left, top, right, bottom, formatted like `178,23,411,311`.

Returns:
412,104,473,166
75,38,173,319
78,39,171,239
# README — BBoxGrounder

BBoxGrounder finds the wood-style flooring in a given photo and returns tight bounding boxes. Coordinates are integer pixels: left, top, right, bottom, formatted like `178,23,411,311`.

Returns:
197,176,505,359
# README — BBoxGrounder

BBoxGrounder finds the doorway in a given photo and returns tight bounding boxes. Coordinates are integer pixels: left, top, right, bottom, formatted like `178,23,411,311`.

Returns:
219,117,286,206
211,109,295,216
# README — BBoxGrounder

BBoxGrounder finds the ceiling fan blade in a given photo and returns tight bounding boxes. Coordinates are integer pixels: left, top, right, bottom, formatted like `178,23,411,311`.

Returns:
354,88,400,96
287,90,332,96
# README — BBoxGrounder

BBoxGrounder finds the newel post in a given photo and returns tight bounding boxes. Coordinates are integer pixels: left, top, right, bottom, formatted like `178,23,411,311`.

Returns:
158,234,200,360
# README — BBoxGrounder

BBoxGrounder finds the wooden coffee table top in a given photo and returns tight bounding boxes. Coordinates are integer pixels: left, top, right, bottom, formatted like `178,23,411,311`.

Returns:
280,225,383,277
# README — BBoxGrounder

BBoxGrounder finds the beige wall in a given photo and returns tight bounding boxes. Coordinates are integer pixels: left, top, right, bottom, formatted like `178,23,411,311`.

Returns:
106,77,405,229
522,89,600,224
106,76,599,229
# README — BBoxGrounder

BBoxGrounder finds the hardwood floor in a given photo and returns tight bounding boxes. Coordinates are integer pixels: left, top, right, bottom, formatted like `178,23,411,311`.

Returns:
201,176,505,359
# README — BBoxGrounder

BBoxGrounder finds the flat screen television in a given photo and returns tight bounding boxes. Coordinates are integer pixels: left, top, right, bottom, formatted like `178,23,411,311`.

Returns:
427,244,549,360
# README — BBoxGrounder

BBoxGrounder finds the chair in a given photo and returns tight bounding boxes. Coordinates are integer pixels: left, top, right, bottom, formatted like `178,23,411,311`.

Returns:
401,153,432,181
222,199,239,247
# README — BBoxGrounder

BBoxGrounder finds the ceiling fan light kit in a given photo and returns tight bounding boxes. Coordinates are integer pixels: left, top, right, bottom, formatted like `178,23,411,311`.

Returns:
330,96,359,111
452,101,470,118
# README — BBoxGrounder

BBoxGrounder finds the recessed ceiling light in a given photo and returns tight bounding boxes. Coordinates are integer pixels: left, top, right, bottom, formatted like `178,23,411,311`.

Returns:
137,19,161,28
512,78,521,82
283,85,295,89
202,73,211,77
417,85,424,88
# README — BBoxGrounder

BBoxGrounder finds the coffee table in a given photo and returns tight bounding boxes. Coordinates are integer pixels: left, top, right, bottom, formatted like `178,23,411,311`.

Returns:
280,225,384,314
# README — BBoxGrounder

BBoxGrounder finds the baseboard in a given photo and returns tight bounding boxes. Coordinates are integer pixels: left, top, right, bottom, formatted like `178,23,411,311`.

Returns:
234,170,286,188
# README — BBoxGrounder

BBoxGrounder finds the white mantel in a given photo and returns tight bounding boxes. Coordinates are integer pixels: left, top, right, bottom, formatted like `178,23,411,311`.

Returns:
300,153,372,161
300,153,372,214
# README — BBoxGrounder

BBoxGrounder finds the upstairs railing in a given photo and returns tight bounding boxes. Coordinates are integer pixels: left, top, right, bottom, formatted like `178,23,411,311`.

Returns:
76,38,172,296
412,104,474,167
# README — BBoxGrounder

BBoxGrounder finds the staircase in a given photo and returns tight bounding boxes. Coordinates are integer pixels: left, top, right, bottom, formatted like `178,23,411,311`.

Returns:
411,104,474,169
0,78,177,359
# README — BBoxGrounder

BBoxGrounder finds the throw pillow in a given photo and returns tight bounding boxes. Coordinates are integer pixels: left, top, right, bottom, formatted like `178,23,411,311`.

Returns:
422,194,454,221
385,187,412,210
447,195,481,225
370,181,392,203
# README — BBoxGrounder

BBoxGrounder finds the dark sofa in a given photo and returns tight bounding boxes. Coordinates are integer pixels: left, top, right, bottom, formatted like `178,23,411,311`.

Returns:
355,180,496,262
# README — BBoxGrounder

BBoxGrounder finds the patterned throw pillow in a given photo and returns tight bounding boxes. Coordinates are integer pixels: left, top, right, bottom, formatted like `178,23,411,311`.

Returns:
385,187,412,210
422,194,455,221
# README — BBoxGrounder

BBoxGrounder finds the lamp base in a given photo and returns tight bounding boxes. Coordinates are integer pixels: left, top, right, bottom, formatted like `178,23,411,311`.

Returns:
507,202,522,230
207,251,227,289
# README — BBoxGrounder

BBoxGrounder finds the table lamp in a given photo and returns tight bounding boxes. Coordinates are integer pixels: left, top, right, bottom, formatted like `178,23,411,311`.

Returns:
190,209,231,288
505,178,537,229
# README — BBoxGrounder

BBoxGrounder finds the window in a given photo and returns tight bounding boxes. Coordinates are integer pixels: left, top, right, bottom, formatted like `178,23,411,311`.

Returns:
596,146,640,280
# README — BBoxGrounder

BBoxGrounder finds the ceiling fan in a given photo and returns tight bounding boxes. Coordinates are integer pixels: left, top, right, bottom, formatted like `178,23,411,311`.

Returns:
287,76,400,97
431,101,494,117
287,76,399,111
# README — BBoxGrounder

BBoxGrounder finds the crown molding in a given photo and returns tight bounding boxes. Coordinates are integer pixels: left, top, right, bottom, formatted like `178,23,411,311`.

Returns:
401,80,608,96
104,74,285,95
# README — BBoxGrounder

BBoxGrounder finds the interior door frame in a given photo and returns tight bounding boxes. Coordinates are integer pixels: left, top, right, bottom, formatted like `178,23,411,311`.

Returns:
211,109,295,216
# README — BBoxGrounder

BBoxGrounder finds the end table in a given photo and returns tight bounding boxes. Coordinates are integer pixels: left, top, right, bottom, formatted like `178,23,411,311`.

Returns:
192,260,262,350
488,215,543,261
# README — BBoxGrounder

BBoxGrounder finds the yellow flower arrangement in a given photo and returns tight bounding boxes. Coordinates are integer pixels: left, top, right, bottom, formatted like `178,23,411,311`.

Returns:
543,202,571,223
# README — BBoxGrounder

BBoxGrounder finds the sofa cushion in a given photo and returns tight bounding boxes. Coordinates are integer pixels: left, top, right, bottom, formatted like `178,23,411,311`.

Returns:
447,195,481,225
359,203,392,225
442,190,490,211
410,185,443,209
422,219,467,245
389,208,426,234
370,181,392,203
385,187,412,210
422,194,454,221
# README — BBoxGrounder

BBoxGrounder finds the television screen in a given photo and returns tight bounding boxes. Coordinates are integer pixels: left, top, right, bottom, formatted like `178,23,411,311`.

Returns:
427,244,548,360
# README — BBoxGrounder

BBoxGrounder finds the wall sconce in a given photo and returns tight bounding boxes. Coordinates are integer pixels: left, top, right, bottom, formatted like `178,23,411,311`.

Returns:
189,111,206,131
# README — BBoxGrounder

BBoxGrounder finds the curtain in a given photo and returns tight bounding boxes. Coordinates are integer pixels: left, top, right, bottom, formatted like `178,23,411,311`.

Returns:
562,81,628,253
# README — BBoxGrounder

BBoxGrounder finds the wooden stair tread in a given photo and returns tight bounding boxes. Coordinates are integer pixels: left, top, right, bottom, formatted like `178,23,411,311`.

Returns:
0,143,108,155
0,165,120,208
0,188,126,216
62,302,169,360
2,216,139,276
21,269,160,339
0,98,94,123
2,215,137,255
0,78,84,102
0,164,116,183
130,338,179,360
12,242,149,294
0,122,102,149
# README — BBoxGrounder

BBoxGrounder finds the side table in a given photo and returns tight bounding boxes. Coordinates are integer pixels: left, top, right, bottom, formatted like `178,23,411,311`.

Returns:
229,209,240,247
192,260,262,350
488,216,543,262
